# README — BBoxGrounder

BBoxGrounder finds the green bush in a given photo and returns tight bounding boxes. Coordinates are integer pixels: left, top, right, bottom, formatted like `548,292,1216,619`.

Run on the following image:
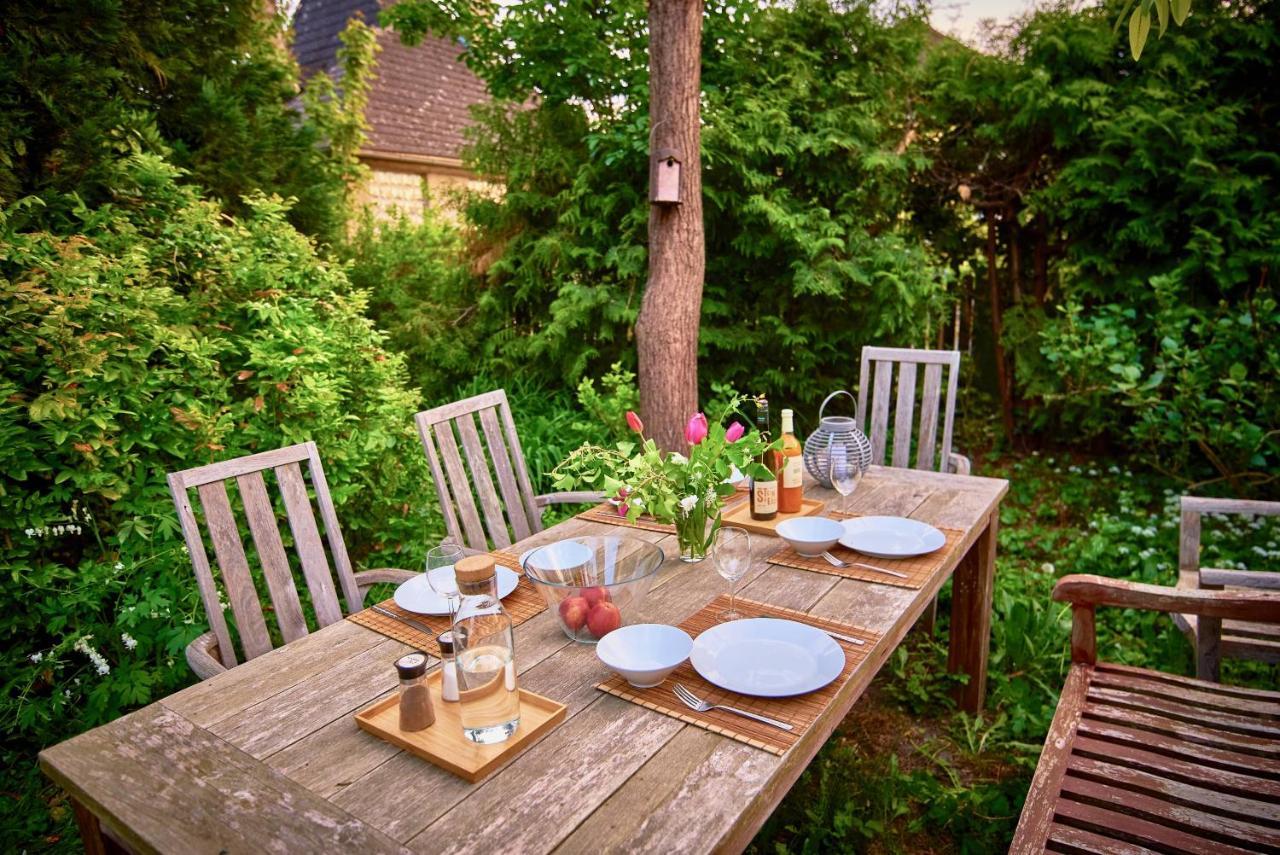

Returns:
0,155,431,844
341,209,479,398
388,0,946,409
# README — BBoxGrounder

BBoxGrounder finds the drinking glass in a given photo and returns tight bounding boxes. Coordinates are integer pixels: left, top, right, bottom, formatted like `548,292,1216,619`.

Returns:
426,542,465,621
713,526,752,621
828,441,863,515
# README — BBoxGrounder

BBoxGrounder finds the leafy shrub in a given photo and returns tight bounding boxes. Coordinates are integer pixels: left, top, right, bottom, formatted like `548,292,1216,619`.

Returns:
0,155,431,844
341,209,478,398
389,0,947,410
0,0,373,245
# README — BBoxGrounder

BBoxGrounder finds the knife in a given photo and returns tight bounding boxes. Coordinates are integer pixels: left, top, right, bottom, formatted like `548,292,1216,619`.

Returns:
371,604,442,638
824,629,866,646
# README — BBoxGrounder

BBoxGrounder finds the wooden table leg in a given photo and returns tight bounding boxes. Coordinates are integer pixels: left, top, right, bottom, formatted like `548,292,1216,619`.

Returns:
947,510,997,713
72,797,108,855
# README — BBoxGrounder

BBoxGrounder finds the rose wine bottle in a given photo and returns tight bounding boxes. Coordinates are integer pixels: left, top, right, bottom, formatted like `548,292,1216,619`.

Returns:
750,396,779,521
778,408,804,513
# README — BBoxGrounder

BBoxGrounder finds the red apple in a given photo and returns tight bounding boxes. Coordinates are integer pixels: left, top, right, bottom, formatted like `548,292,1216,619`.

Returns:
558,596,590,631
581,586,612,608
586,601,622,638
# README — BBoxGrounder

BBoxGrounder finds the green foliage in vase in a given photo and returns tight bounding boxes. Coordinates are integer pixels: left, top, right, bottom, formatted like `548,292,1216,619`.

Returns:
552,397,772,552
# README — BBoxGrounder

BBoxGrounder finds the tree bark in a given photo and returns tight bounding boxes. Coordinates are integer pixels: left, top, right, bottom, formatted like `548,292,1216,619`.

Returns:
636,0,705,451
987,216,1014,440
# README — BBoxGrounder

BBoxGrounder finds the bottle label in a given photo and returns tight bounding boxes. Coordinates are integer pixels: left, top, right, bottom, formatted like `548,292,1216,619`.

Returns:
753,481,777,514
783,455,803,488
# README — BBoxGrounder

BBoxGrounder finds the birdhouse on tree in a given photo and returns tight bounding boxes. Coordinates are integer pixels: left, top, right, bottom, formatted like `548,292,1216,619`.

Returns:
651,148,682,205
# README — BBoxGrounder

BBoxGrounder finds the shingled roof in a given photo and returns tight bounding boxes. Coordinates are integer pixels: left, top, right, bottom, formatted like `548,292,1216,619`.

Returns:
292,0,490,162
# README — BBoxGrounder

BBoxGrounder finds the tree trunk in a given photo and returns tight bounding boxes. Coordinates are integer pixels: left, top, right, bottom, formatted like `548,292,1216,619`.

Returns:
1032,213,1049,305
636,0,705,451
987,216,1014,440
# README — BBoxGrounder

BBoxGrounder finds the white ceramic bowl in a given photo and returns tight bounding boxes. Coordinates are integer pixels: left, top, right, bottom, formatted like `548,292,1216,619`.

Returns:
595,624,693,688
776,516,845,557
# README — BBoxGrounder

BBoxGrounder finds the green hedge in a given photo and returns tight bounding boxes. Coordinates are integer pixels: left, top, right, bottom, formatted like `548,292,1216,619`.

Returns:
0,156,433,841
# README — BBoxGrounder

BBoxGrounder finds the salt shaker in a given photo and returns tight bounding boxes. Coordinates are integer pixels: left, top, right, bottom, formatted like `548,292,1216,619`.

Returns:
395,652,435,732
437,631,460,702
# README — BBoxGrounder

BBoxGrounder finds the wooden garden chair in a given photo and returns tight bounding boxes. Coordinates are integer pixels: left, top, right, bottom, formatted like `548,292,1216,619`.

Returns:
415,389,603,553
857,346,971,475
167,441,414,679
1174,496,1280,681
1011,574,1280,853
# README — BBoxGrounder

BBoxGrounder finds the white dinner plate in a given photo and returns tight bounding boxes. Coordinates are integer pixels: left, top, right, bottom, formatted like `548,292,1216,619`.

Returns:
839,515,945,559
393,565,520,615
690,618,845,698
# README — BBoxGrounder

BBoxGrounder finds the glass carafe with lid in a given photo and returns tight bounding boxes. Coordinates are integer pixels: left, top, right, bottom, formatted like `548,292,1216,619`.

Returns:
451,555,520,744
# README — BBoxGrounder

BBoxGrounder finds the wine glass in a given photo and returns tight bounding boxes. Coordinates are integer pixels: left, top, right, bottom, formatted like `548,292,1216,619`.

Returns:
828,441,863,516
426,542,465,621
713,526,752,622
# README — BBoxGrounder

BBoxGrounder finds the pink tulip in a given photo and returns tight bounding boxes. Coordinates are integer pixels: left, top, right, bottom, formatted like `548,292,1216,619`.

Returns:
685,412,709,446
725,421,745,443
626,410,644,434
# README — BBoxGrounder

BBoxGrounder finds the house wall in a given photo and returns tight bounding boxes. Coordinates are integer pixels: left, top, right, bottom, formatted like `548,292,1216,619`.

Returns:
355,152,497,223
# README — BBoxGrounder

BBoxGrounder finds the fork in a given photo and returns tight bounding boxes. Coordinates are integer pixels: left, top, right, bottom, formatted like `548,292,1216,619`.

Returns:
672,684,793,731
821,552,908,579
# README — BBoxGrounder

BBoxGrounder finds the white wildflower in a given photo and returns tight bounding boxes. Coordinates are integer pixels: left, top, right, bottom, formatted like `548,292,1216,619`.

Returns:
121,633,137,651
1040,562,1055,574
63,689,72,699
29,652,43,664
669,452,688,466
73,635,111,676
679,495,698,513
24,528,34,537
114,562,124,571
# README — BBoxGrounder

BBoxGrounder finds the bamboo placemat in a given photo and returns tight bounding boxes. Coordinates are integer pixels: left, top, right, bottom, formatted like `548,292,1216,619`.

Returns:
347,552,545,656
576,485,749,533
596,595,878,755
768,513,966,590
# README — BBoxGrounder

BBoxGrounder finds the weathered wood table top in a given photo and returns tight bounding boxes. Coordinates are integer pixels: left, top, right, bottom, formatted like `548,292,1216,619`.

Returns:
41,466,1007,854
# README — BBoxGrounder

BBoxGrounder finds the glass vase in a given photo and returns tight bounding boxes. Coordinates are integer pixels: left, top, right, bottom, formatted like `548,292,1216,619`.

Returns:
674,499,720,563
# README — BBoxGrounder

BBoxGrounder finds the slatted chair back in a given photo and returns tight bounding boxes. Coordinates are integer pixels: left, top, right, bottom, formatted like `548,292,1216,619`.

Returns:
415,389,543,552
167,441,362,672
857,347,963,472
1175,495,1280,680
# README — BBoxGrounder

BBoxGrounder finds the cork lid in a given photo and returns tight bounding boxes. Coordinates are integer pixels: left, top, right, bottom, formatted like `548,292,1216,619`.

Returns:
454,554,497,584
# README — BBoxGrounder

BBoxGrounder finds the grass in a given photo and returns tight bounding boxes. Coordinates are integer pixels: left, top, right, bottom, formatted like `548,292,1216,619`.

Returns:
751,450,1280,854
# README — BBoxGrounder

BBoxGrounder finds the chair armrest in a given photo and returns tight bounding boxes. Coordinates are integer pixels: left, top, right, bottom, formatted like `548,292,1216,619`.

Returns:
354,568,417,587
947,452,971,476
1053,574,1280,669
1053,574,1280,623
535,491,607,507
185,631,229,681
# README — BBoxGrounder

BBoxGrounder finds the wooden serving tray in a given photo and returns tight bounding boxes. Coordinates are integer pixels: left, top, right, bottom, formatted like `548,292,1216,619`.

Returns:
721,496,826,537
354,669,567,783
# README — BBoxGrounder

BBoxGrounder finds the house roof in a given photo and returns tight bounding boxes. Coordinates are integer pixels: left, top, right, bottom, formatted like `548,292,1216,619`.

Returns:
292,0,490,163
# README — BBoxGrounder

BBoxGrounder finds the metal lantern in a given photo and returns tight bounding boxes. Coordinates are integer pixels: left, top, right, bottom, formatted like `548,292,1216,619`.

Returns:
803,390,872,488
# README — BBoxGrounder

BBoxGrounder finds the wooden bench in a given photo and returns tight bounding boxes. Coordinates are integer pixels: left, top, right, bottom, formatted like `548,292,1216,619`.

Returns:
1012,574,1280,853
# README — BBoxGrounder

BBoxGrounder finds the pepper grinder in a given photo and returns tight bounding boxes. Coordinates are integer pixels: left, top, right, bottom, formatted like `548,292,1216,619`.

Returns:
395,652,435,732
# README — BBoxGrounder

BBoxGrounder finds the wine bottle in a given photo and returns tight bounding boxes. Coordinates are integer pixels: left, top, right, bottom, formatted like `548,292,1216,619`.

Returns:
778,408,804,513
750,396,778,521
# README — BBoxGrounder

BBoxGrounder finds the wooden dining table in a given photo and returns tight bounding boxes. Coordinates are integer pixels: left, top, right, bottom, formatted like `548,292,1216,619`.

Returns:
41,465,1007,854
